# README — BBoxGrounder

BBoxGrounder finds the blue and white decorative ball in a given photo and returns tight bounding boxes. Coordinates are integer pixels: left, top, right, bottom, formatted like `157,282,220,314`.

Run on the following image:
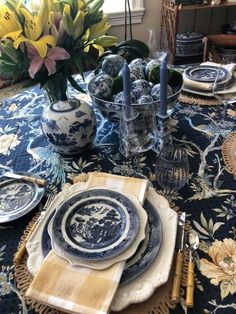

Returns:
131,79,153,99
137,95,154,104
129,58,148,67
89,74,113,100
113,91,137,104
150,83,173,101
129,64,146,81
101,54,126,77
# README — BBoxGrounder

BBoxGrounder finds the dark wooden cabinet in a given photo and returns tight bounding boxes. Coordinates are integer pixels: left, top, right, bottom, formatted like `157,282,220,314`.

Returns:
160,0,236,64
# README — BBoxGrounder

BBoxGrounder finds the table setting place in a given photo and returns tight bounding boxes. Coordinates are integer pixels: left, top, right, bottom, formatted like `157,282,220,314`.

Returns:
7,171,199,314
182,61,236,99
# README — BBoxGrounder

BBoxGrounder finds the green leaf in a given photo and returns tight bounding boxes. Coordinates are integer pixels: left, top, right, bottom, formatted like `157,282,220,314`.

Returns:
67,73,85,93
117,39,150,57
73,56,85,80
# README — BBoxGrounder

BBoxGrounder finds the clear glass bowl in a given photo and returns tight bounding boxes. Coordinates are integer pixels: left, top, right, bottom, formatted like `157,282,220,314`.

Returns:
87,70,183,123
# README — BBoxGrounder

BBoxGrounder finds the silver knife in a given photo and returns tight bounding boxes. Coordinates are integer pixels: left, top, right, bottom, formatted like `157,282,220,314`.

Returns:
171,212,186,303
4,172,47,187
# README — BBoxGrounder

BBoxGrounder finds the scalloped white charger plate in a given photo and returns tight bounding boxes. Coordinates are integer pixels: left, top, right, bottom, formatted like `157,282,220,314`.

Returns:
26,184,177,310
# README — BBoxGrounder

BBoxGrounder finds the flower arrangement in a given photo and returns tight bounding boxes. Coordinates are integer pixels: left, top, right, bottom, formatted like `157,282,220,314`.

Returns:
0,0,117,95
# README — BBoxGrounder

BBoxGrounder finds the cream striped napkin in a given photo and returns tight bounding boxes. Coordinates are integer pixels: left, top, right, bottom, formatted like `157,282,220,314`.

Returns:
26,172,148,314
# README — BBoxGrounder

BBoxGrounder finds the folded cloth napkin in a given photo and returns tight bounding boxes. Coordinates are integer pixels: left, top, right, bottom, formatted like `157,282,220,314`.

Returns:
87,171,148,205
26,172,148,314
26,251,125,314
183,61,236,91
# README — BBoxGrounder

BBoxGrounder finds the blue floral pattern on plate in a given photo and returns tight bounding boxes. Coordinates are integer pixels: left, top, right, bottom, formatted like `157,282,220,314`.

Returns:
184,65,229,83
50,189,140,260
0,173,45,223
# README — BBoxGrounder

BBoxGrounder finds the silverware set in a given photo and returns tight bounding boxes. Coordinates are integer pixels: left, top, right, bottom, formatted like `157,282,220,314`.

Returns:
171,212,199,308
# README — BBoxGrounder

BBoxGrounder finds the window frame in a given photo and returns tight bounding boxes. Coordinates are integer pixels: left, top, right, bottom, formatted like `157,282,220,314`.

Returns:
104,0,145,26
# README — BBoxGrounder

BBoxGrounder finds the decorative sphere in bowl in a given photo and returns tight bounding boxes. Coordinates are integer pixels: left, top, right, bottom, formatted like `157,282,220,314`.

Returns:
87,59,183,123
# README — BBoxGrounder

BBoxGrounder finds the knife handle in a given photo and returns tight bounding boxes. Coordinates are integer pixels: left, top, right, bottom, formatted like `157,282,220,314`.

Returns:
186,260,195,307
21,175,47,186
171,251,183,303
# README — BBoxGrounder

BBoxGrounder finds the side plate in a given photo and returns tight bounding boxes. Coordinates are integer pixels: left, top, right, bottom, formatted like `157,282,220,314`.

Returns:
0,172,45,223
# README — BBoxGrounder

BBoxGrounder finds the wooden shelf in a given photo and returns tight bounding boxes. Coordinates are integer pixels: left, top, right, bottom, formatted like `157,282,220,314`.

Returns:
160,0,236,64
178,2,236,11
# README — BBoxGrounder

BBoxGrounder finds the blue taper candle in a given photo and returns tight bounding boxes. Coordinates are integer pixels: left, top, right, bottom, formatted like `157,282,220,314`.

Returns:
122,61,131,107
160,59,168,116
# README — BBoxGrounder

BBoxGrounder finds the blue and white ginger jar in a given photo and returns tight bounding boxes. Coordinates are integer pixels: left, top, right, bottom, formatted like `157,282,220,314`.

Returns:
41,98,96,155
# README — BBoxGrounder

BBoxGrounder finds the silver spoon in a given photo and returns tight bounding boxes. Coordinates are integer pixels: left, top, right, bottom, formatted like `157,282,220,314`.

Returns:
185,230,199,308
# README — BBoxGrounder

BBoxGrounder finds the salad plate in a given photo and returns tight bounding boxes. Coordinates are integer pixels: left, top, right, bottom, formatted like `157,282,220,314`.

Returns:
184,65,229,83
48,189,147,269
0,172,45,223
50,188,140,261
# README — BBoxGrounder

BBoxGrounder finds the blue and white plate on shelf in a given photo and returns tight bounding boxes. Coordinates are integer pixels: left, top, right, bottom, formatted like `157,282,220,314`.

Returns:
0,172,45,223
184,65,229,83
48,188,147,268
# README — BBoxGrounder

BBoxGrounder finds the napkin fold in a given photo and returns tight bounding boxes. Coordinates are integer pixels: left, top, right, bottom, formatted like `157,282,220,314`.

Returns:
26,172,148,314
183,62,236,92
26,251,125,314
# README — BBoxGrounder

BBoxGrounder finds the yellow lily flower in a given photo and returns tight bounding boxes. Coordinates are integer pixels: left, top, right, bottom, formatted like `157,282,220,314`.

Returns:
38,0,52,33
13,5,55,58
62,4,85,40
77,0,86,10
73,10,85,39
84,35,117,56
88,16,110,41
14,34,56,58
0,4,22,41
21,8,42,41
62,4,73,37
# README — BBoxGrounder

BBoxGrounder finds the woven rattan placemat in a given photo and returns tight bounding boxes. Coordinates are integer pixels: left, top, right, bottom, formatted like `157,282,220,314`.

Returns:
14,173,191,314
222,132,236,175
179,91,221,106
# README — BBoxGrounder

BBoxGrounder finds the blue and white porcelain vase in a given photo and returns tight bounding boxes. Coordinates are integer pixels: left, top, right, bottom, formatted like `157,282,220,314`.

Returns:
41,74,97,155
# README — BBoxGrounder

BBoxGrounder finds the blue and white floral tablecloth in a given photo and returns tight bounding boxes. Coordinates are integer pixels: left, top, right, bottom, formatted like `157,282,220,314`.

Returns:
0,79,236,314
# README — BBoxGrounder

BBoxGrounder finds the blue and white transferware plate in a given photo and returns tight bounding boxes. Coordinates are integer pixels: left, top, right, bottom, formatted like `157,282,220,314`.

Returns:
0,172,45,223
120,199,162,284
51,189,140,261
185,65,229,83
42,199,162,284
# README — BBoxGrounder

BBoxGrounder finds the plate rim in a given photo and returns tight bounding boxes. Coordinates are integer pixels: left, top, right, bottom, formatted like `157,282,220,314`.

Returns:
120,198,163,285
51,188,140,261
0,172,45,223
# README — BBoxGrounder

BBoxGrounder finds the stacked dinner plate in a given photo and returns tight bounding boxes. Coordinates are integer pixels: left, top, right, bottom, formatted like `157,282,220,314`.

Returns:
26,182,178,311
48,188,148,270
182,62,236,97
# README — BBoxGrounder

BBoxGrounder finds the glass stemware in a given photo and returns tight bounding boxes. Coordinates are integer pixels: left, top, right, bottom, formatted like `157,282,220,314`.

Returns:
212,59,236,134
156,145,190,192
